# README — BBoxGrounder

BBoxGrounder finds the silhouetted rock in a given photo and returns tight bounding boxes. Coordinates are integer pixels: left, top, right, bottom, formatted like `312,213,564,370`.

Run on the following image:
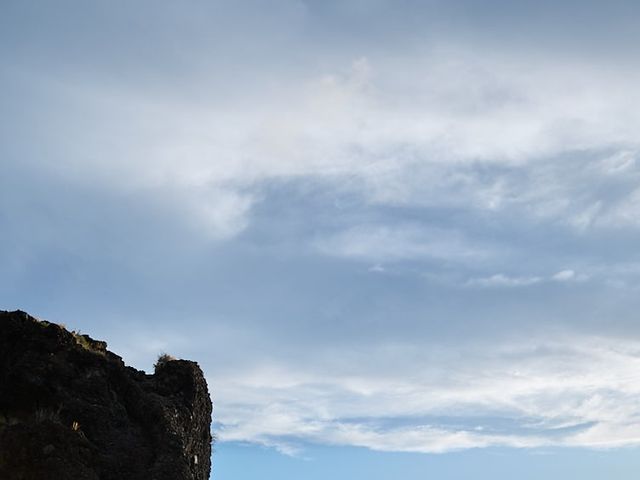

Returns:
0,310,212,480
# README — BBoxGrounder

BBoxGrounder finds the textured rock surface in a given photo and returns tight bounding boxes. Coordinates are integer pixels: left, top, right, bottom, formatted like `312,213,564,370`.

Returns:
0,310,212,480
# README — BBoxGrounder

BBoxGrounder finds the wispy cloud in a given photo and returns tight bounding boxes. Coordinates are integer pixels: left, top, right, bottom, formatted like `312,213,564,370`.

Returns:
466,274,542,288
7,51,640,241
315,224,495,263
466,270,589,288
212,334,640,454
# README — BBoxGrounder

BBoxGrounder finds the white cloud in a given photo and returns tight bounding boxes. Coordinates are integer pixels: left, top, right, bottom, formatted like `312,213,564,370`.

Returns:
464,270,591,288
570,202,603,231
552,270,575,281
599,150,637,175
599,187,640,228
467,273,542,287
184,186,254,240
315,224,495,263
13,50,640,241
368,263,386,273
210,334,640,454
552,270,589,282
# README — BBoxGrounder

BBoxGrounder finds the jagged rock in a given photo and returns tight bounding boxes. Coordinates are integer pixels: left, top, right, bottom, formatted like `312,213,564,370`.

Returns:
0,310,212,480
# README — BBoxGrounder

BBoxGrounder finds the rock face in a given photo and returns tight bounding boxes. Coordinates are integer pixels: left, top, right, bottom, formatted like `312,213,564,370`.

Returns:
0,310,212,480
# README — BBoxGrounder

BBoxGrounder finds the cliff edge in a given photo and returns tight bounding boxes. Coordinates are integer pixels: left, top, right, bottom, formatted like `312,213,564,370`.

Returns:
0,310,212,480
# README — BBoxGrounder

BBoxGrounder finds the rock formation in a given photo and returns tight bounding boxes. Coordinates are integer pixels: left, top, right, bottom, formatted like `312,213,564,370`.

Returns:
0,310,212,480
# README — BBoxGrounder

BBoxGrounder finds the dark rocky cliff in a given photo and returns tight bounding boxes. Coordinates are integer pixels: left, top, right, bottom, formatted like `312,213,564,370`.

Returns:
0,310,212,480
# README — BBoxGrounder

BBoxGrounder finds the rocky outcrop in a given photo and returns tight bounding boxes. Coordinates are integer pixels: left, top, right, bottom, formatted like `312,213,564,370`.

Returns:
0,310,212,480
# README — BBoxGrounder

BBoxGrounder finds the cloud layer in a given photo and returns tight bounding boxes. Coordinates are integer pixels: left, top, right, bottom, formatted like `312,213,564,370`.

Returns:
213,334,640,454
3,0,640,458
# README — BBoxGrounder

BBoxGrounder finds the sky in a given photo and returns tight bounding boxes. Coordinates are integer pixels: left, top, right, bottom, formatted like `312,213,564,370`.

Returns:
3,0,640,478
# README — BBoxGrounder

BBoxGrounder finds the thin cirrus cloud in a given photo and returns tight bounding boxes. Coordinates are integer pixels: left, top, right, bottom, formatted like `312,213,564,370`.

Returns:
212,334,640,454
466,270,589,288
314,224,496,263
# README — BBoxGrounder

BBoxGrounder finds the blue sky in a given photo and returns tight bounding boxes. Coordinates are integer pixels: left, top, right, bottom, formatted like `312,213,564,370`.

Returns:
3,0,640,478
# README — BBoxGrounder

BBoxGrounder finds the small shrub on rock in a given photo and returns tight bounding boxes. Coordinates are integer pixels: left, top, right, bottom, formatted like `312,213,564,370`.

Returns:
154,353,177,371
